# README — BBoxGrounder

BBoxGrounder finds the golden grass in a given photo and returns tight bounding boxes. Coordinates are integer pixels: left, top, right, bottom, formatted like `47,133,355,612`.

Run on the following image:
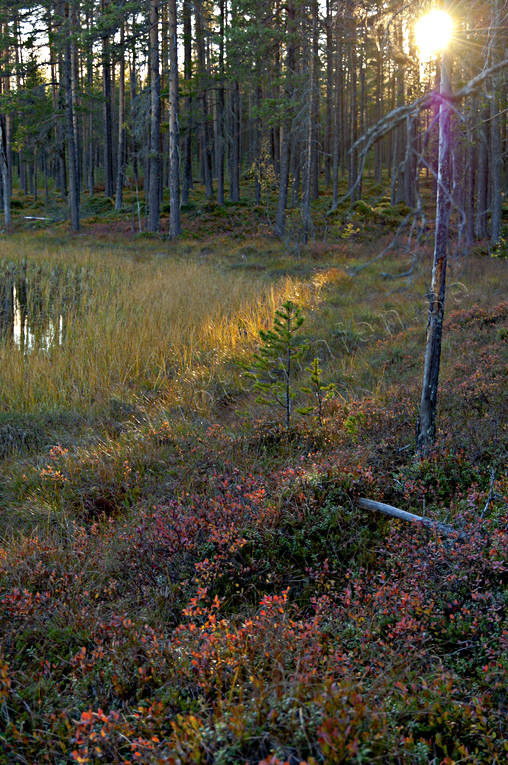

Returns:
0,232,504,422
0,238,311,414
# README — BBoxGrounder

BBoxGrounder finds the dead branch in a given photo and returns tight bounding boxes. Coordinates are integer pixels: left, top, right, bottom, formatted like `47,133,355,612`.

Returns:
480,467,496,520
328,58,508,216
358,497,461,538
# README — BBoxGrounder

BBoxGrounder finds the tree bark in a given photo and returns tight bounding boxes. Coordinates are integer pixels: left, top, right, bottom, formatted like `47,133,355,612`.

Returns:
0,23,11,229
182,0,193,205
168,0,181,238
324,0,333,188
115,22,126,211
275,0,295,237
417,49,452,456
475,107,489,240
148,0,161,232
101,1,114,198
0,118,11,229
310,0,319,200
229,79,240,202
85,5,94,195
216,0,225,205
63,1,80,231
194,0,213,199
302,9,316,242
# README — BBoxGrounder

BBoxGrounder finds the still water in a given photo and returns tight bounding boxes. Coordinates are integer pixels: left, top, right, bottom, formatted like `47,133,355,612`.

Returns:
0,261,85,352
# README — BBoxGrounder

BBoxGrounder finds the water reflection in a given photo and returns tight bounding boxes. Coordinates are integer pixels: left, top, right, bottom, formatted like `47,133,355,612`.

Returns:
12,284,64,351
0,262,79,352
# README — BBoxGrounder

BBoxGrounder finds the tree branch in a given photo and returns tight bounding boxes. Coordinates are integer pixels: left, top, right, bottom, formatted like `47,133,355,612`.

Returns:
357,497,461,538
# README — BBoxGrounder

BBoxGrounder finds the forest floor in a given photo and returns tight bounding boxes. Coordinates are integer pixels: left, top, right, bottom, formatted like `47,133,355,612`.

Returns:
0,183,507,763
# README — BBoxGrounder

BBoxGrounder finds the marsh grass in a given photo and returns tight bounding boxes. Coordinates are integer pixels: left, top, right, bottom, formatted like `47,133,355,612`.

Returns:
0,237,311,416
0,230,505,535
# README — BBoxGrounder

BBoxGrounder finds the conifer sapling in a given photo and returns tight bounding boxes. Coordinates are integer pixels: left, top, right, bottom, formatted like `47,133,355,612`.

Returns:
246,300,307,430
298,357,336,426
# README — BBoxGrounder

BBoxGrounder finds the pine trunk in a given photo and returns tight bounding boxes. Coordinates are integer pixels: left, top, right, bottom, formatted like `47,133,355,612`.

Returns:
115,23,126,211
64,1,80,231
101,3,114,198
194,0,213,199
274,1,295,237
148,0,161,232
168,0,181,238
182,0,193,205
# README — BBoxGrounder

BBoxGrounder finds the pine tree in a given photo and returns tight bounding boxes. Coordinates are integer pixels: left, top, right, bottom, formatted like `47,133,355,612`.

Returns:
299,357,336,426
246,300,307,431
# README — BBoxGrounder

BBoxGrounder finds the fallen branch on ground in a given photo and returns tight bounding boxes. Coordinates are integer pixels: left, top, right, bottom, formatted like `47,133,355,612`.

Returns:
358,497,462,539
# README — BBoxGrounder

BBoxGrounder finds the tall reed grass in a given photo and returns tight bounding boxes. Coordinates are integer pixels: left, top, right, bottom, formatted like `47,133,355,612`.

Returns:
0,239,309,414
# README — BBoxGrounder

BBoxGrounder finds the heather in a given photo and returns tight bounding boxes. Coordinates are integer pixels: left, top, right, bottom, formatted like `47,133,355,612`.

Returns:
0,229,506,763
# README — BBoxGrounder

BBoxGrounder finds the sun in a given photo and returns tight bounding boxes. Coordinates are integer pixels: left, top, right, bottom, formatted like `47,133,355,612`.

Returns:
414,9,454,60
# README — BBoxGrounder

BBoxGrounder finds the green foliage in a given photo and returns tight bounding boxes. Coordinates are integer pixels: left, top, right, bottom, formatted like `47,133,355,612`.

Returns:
245,300,307,430
298,357,336,425
85,195,115,215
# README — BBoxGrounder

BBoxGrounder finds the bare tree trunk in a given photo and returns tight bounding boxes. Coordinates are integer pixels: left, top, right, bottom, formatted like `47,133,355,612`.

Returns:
115,22,126,211
254,83,262,204
274,0,295,237
101,1,114,198
475,107,489,239
302,9,316,242
70,0,81,192
0,118,11,229
488,0,502,247
129,20,138,189
229,79,240,202
465,101,475,249
374,47,382,184
324,0,333,188
332,29,343,209
182,0,193,205
194,0,213,199
310,0,319,200
217,0,225,205
489,95,502,247
55,16,67,199
86,6,94,195
148,0,161,232
63,1,79,231
347,7,359,201
0,24,11,229
168,0,181,238
417,49,452,456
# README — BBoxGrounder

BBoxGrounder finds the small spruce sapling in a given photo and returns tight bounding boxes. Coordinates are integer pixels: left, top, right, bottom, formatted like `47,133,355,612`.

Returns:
246,300,307,430
298,357,336,426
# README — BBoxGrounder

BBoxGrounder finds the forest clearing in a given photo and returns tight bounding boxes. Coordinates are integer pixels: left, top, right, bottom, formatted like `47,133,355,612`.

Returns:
0,211,506,762
0,0,507,761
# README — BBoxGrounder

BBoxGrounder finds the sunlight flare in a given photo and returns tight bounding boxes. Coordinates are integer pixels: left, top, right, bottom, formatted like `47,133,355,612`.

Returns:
414,9,453,60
